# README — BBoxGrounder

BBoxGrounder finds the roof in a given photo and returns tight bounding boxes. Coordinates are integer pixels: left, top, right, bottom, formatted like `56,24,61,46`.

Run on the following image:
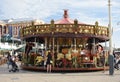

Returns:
54,10,85,24
1,18,45,24
55,18,74,24
0,20,6,25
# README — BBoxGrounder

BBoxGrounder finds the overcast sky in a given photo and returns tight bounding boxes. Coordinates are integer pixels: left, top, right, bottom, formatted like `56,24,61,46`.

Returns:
0,0,120,48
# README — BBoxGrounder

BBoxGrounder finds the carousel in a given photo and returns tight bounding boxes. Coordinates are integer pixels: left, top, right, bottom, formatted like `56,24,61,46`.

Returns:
20,10,109,72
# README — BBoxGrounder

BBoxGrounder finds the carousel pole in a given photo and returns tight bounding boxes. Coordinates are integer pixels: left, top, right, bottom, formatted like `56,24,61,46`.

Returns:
45,37,47,50
105,40,107,50
52,37,54,53
74,38,76,50
57,38,59,53
52,36,55,67
24,40,26,54
49,38,51,49
105,40,107,55
108,0,114,75
93,38,96,54
35,37,37,54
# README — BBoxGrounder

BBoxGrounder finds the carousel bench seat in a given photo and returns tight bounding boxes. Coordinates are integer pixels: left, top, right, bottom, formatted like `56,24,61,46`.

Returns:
80,54,97,68
81,61,95,68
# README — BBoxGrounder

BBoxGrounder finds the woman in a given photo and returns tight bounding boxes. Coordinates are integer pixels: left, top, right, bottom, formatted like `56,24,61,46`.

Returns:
46,51,52,73
96,45,105,67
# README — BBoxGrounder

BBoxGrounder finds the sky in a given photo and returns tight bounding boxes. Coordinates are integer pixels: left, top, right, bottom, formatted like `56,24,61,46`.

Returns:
0,0,120,48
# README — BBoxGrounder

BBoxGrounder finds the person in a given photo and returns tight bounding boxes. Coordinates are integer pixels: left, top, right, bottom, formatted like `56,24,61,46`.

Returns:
6,52,12,69
114,55,120,70
17,52,22,61
96,45,105,67
9,55,19,72
46,51,52,73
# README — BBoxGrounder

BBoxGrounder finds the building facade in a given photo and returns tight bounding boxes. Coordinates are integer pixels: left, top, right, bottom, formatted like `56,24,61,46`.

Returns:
0,19,45,39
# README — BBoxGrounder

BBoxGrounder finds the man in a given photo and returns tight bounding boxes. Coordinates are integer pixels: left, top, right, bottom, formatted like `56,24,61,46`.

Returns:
114,55,120,70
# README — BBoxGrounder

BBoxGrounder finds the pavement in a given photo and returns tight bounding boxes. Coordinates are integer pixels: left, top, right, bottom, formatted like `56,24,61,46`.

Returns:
0,63,120,82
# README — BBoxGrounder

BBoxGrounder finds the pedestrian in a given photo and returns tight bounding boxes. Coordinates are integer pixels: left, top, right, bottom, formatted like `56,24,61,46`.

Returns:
9,55,19,72
114,55,120,70
46,51,52,73
6,52,12,69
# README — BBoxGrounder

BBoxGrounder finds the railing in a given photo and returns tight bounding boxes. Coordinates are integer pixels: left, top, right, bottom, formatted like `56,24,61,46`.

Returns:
20,24,109,38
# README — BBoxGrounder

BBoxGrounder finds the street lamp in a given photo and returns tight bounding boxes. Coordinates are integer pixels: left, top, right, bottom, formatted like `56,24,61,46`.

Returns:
108,0,114,75
108,0,112,54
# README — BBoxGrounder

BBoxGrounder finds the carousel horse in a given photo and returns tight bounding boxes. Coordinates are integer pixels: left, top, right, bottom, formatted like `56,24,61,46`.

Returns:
35,56,44,66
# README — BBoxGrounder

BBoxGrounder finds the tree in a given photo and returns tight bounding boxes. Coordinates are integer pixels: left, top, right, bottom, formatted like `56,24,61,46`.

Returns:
1,34,12,42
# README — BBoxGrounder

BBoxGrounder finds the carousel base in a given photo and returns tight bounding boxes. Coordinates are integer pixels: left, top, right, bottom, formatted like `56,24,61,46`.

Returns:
21,65,109,72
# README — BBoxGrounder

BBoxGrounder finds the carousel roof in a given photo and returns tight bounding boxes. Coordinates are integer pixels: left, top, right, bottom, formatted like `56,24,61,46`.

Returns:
20,10,109,42
55,10,85,24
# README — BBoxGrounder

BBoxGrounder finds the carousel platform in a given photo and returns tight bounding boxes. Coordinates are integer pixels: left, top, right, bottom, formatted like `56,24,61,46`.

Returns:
21,65,109,72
